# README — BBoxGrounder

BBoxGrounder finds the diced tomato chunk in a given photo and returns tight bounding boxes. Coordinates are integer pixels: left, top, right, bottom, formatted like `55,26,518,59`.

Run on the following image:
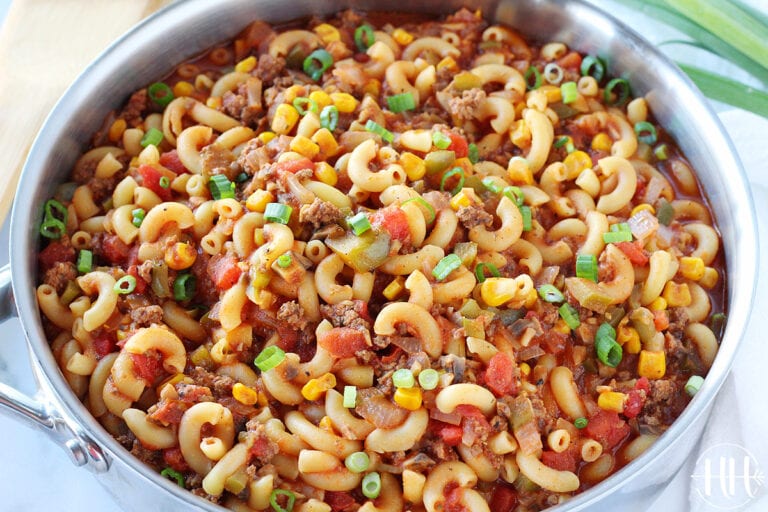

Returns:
541,446,579,472
485,352,518,397
162,447,190,472
557,51,583,71
274,157,314,174
371,206,410,243
324,491,358,512
159,150,189,174
131,352,164,383
207,254,242,290
38,240,76,270
489,484,518,512
137,164,173,201
623,389,645,418
91,332,116,358
436,423,463,446
653,309,670,331
102,234,131,265
444,483,467,512
127,265,147,294
248,435,273,460
317,327,368,358
585,410,631,450
635,376,650,393
616,240,649,266
446,132,469,158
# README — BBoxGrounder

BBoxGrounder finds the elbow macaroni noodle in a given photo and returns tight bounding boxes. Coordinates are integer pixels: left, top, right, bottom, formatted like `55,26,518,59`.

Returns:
34,8,726,511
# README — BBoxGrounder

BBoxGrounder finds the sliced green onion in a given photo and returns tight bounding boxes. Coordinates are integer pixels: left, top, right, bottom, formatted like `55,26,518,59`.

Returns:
362,472,382,499
576,254,598,282
603,231,633,243
269,489,296,512
354,24,375,52
148,82,174,107
45,198,68,223
40,218,66,239
348,212,372,236
76,250,92,274
160,467,185,488
264,203,293,225
580,55,606,83
293,97,319,116
386,92,416,113
482,177,501,194
634,121,658,145
561,81,578,104
502,186,525,207
474,262,500,283
538,284,564,303
114,275,137,295
208,174,235,200
365,120,393,144
302,49,333,81
173,273,196,301
345,451,370,473
277,253,292,268
468,142,479,164
595,323,622,368
543,62,564,85
554,136,570,149
573,417,588,429
254,346,286,372
685,375,704,396
159,176,170,189
656,199,674,226
604,78,631,106
520,205,532,232
432,254,462,281
418,368,439,390
440,167,465,196
235,172,249,183
559,303,581,330
654,144,669,161
401,197,436,224
524,66,543,90
392,368,415,389
140,127,164,148
343,385,357,408
612,222,631,232
432,131,451,149
709,312,727,339
132,208,146,227
40,199,68,239
320,105,339,131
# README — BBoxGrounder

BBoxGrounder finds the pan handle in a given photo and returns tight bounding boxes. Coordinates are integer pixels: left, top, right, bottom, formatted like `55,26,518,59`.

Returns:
0,264,109,473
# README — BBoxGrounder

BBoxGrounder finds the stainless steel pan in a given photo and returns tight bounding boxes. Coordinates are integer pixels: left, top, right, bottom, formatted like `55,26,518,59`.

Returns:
0,0,757,510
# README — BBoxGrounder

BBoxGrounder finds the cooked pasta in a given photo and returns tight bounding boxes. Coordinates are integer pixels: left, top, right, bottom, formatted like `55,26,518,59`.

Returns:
35,8,726,512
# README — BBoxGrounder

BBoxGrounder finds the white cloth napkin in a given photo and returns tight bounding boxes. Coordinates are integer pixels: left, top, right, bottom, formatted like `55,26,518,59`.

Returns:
649,109,768,511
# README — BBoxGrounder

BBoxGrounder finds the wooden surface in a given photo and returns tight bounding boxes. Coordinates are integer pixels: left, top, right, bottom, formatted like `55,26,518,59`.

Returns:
0,0,172,224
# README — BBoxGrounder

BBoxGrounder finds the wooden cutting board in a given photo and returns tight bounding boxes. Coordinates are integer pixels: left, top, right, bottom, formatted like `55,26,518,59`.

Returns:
0,0,172,224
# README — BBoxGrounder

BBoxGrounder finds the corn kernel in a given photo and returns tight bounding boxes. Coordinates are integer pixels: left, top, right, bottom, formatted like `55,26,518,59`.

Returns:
362,78,381,98
481,277,525,307
232,382,259,405
519,362,531,376
156,373,188,396
290,135,320,159
638,350,666,379
164,242,197,270
314,161,338,186
272,104,300,134
563,150,592,178
392,28,414,45
235,56,257,73
330,92,358,113
625,333,642,354
449,188,476,211
617,325,640,347
700,267,719,289
109,118,127,142
301,373,337,401
314,23,341,43
400,152,426,181
597,391,627,413
190,345,212,366
173,81,195,97
540,84,562,103
631,203,655,216
283,85,306,104
258,131,276,144
394,387,423,411
679,256,705,281
318,415,335,433
437,56,459,73
246,189,274,213
662,281,692,307
309,90,333,110
524,287,538,309
507,157,533,185
383,277,405,300
206,97,222,109
591,132,613,152
311,128,339,159
510,120,531,148
648,297,667,311
553,318,571,334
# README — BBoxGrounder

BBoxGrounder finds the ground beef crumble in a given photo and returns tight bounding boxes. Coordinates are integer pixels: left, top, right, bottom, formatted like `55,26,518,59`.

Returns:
277,300,309,330
129,305,164,327
457,204,493,228
43,261,77,294
299,198,343,228
320,300,371,331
